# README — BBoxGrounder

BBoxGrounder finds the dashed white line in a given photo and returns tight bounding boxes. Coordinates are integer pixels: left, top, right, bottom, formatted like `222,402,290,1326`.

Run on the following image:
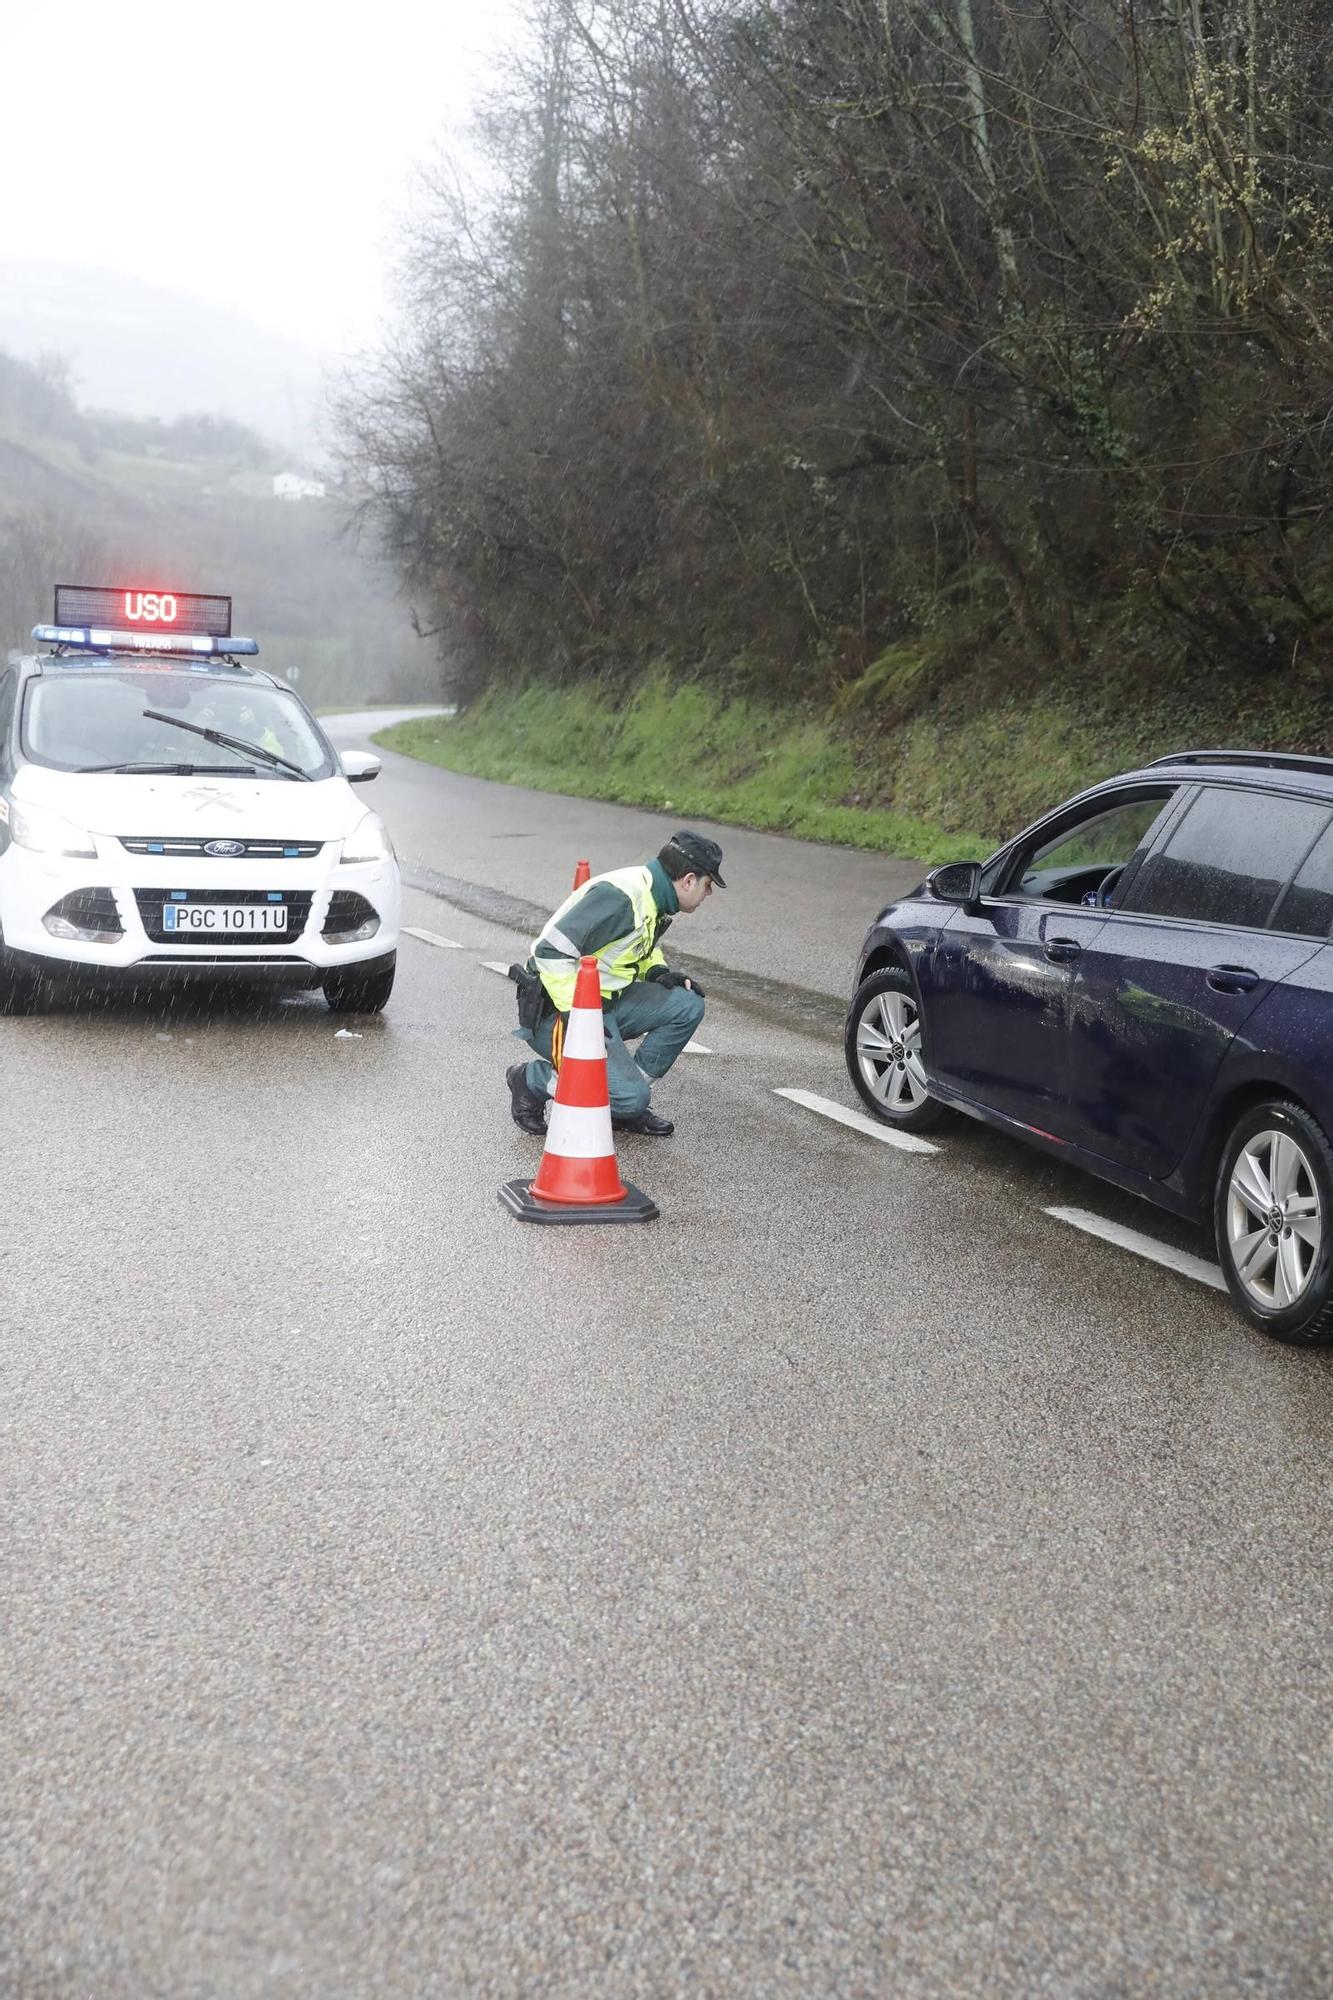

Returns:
682,1040,713,1055
1045,1206,1227,1292
404,926,464,949
481,961,512,976
774,1088,939,1154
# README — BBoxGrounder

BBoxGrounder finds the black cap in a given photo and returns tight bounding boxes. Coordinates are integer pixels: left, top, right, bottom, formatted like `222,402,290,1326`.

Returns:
663,829,726,888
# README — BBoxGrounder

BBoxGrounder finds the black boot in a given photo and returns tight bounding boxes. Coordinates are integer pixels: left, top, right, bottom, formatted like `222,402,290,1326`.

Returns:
506,1062,548,1135
612,1107,675,1136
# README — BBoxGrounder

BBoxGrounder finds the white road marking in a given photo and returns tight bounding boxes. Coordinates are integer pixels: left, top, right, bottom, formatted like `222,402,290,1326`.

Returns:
775,1088,940,1154
1045,1206,1228,1292
403,926,464,949
682,1040,713,1055
481,960,511,976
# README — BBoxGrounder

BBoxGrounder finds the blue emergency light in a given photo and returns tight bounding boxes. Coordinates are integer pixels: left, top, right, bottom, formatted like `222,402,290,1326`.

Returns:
31,624,260,657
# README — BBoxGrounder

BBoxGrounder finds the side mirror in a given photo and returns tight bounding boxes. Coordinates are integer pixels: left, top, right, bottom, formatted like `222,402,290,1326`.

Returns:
341,751,381,784
926,860,982,909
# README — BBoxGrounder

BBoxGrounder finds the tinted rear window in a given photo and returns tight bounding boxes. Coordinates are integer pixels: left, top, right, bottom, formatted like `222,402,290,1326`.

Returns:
1122,787,1330,929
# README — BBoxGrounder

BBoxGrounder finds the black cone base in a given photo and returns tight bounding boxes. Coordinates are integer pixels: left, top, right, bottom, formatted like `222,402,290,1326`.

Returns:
499,1178,659,1224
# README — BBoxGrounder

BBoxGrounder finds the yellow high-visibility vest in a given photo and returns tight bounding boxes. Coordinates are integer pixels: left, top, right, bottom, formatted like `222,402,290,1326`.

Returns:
532,864,669,1012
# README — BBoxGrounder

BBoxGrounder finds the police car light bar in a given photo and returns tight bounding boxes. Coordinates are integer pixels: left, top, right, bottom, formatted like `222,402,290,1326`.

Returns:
32,625,260,657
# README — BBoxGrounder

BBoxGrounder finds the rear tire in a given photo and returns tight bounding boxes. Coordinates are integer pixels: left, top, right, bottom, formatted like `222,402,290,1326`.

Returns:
844,965,945,1132
322,950,396,1014
1214,1099,1333,1344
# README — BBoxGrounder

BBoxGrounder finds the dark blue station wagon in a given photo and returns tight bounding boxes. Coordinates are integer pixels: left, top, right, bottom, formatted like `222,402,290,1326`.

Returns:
845,751,1333,1344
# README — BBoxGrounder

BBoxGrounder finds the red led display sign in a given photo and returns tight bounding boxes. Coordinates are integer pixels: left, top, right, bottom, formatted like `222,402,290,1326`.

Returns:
54,584,232,638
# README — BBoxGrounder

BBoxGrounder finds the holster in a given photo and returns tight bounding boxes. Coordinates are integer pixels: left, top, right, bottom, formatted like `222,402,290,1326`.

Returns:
509,960,553,1036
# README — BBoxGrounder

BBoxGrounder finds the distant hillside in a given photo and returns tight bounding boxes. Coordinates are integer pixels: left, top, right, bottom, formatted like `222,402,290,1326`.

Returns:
0,349,437,709
0,436,98,509
0,262,329,454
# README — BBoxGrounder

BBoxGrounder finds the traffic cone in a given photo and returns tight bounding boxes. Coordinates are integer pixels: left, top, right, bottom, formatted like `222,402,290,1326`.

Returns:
572,858,591,889
499,956,659,1225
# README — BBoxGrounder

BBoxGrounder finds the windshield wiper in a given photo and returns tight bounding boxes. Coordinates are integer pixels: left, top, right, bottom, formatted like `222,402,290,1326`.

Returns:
77,760,258,775
140,709,313,781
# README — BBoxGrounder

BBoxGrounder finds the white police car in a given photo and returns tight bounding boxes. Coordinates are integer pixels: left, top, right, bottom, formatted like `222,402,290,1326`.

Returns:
0,585,400,1013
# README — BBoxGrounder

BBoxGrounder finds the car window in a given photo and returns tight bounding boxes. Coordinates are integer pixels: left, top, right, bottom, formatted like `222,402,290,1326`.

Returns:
1271,821,1333,937
1013,793,1173,903
1122,786,1330,929
22,670,336,779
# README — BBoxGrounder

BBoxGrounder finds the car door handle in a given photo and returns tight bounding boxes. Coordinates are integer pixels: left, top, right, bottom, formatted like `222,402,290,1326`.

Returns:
1206,964,1260,994
1044,937,1083,963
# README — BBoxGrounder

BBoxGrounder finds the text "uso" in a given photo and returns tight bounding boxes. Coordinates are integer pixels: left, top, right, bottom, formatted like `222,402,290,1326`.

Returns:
124,592,178,623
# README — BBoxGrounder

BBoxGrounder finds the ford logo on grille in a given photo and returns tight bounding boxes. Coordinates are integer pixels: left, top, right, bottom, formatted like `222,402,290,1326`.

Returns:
204,839,246,857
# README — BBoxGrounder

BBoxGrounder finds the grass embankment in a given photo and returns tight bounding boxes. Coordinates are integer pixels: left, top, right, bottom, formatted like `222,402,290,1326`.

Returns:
373,660,1333,861
376,677,988,862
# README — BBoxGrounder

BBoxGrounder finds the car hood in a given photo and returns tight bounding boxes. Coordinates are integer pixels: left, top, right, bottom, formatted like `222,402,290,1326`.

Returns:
11,765,368,841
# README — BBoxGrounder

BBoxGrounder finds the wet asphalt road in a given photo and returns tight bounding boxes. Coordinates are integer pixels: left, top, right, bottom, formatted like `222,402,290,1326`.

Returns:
326,709,927,1002
3,717,1332,1998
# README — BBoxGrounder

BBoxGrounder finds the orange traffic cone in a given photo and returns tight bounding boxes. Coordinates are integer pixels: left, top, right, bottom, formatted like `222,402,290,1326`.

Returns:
499,956,659,1225
572,858,591,889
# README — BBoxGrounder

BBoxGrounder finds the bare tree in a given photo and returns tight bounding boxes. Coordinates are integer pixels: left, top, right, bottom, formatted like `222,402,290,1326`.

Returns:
339,0,1333,710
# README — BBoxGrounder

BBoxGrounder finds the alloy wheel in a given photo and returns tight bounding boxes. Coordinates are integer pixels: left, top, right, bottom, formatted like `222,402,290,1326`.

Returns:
1225,1128,1323,1312
855,987,928,1116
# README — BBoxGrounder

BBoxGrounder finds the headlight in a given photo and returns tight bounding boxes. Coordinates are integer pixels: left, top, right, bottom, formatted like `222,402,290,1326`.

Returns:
340,812,394,865
10,802,97,858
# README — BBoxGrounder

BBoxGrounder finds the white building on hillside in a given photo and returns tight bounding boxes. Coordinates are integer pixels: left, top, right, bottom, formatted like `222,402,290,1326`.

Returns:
273,471,326,502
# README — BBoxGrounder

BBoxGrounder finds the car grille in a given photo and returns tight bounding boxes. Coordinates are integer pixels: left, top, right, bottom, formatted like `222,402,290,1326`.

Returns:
120,837,323,858
133,888,314,946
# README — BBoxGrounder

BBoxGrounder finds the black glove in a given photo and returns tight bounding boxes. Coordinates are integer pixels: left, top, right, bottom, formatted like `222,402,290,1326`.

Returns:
649,967,705,998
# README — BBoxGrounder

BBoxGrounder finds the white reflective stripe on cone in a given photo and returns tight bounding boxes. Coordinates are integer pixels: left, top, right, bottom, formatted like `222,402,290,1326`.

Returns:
563,1006,605,1060
542,1102,617,1158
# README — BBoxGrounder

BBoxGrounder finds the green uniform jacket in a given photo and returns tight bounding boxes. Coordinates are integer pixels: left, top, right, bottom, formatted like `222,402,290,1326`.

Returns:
532,859,678,1012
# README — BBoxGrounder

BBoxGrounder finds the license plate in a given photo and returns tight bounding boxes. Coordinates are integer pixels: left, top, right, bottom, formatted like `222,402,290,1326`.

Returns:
162,903,289,933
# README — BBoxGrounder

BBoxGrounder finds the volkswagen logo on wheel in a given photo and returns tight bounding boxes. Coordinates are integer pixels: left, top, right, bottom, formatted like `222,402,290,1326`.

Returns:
204,839,246,857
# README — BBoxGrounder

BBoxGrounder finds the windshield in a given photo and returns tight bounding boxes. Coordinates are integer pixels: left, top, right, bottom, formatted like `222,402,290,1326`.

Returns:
22,669,337,779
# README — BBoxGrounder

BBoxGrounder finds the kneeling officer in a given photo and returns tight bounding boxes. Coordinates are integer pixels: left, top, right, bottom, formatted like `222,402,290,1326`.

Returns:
507,830,725,1137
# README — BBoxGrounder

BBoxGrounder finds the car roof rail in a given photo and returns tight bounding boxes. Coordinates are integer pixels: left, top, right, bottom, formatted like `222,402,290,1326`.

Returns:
1147,748,1333,780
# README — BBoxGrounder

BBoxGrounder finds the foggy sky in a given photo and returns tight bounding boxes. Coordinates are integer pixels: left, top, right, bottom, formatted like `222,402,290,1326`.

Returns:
0,0,517,361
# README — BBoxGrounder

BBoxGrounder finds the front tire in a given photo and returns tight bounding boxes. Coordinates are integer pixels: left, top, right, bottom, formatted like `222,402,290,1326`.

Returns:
844,965,944,1132
1214,1099,1333,1344
322,950,396,1014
